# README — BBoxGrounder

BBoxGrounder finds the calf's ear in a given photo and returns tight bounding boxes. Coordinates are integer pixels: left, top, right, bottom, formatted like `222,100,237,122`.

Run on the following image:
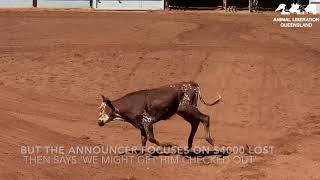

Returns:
101,95,116,111
101,95,107,102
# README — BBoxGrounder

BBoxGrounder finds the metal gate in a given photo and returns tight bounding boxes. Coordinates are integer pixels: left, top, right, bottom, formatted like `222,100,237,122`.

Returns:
93,0,164,10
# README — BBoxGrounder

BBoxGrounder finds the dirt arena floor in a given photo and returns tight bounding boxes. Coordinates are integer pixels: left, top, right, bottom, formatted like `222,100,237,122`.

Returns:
0,9,319,180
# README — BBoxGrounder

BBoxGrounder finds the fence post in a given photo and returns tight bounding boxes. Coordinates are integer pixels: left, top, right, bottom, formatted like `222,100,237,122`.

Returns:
33,0,37,7
224,0,227,11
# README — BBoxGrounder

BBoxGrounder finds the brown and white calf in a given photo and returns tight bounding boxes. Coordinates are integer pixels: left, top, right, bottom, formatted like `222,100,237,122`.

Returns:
98,81,221,149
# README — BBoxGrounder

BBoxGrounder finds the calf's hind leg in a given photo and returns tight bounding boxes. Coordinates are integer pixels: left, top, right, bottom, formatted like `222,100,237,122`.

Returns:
177,111,200,149
188,121,200,149
200,113,215,146
178,106,214,148
140,129,147,147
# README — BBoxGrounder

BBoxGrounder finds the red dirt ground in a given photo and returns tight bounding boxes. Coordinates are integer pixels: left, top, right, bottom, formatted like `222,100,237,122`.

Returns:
0,10,319,180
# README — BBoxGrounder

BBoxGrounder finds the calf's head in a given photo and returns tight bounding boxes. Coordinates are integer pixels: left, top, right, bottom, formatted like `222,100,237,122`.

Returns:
98,95,117,126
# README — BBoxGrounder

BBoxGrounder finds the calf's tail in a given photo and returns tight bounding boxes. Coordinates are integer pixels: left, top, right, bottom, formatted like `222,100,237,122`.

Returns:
197,86,222,106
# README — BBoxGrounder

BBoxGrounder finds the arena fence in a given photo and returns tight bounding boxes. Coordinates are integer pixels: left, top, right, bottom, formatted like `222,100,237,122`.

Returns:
0,0,315,11
0,0,34,8
92,0,164,10
37,0,91,8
